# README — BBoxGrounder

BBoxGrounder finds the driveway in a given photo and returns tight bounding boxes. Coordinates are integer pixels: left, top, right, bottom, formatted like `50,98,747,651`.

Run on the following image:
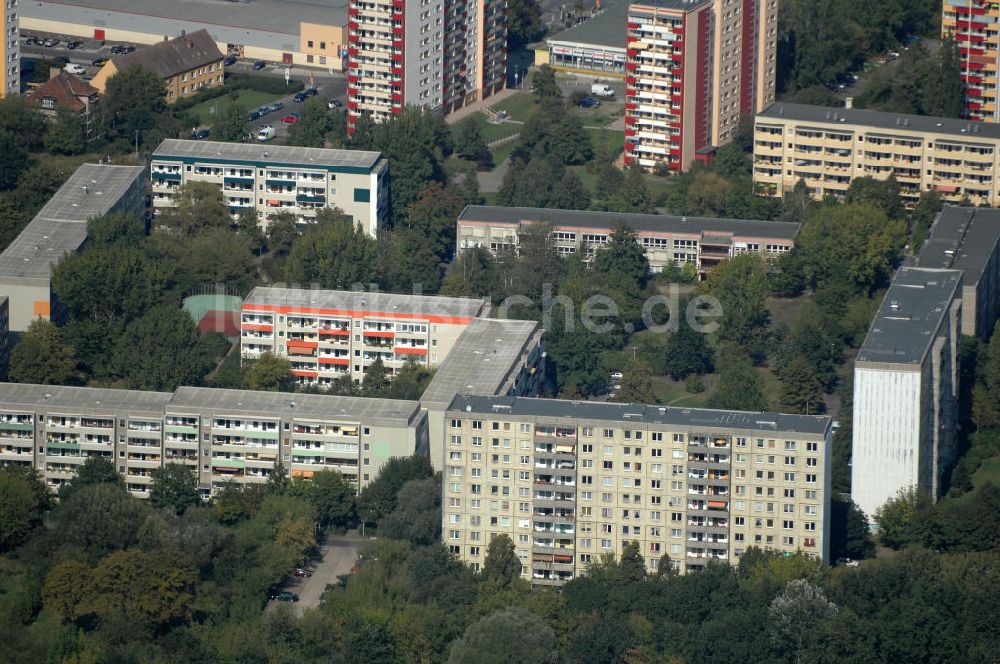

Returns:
266,530,364,614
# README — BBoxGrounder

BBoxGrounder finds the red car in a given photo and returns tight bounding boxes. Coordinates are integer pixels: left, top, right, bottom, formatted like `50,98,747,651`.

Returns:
282,113,302,124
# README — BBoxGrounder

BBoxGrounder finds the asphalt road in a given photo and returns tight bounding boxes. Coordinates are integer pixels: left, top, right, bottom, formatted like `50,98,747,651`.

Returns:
265,531,364,615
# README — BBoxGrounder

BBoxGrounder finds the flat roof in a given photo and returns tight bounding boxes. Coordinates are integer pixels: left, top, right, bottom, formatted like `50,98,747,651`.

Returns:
0,383,173,414
0,164,144,281
917,205,1000,288
547,0,629,50
758,102,1000,141
0,382,421,425
421,318,541,406
25,0,348,38
244,286,490,320
169,387,419,424
447,395,831,436
153,139,382,171
857,267,963,366
458,205,801,240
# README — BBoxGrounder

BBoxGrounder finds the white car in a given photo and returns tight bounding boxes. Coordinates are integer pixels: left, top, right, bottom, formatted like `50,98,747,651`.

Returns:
64,63,86,75
256,125,276,142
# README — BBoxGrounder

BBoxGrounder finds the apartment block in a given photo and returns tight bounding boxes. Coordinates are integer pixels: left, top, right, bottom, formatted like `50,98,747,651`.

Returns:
624,0,777,172
443,396,832,584
624,0,713,171
90,29,224,103
753,101,1000,208
852,268,963,519
0,382,425,496
421,318,545,471
918,205,1000,339
456,205,799,275
0,164,146,332
240,286,490,386
2,0,18,97
942,0,999,122
345,0,506,126
0,296,9,379
150,139,389,235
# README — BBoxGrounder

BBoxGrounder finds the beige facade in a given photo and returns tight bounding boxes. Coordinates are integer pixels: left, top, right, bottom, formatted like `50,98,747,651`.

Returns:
0,383,425,496
241,286,490,386
443,396,832,584
753,102,1000,208
150,139,389,234
300,22,347,69
2,0,17,96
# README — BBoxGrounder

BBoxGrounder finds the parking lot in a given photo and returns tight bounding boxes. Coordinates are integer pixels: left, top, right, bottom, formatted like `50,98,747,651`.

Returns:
265,531,365,615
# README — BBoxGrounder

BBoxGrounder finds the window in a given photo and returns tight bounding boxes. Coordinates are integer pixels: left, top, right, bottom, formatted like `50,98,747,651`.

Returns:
782,520,795,530
805,474,817,483
603,429,613,438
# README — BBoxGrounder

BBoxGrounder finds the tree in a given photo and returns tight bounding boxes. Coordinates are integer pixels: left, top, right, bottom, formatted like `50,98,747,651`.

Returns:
101,65,177,146
448,607,557,664
454,117,492,168
0,95,48,150
602,167,654,213
662,320,714,380
266,212,299,255
703,254,770,363
402,181,464,261
158,181,232,236
0,131,30,191
549,170,591,210
768,579,838,664
615,360,656,404
383,359,435,400
873,486,919,549
83,549,198,624
285,211,379,288
149,463,200,515
482,534,522,587
379,477,441,545
291,470,355,529
506,0,544,46
972,321,1000,429
707,347,768,411
593,222,650,294
244,352,294,392
361,358,390,396
531,65,561,99
44,105,86,155
8,319,79,385
111,306,212,391
214,102,250,142
356,455,434,525
619,540,646,582
87,212,145,247
442,247,497,298
288,99,333,147
0,467,49,550
60,456,121,501
55,482,146,558
780,355,824,414
845,176,904,220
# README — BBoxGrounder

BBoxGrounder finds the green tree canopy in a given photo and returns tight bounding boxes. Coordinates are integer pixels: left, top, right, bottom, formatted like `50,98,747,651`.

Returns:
149,463,200,515
482,534,522,588
44,105,86,156
448,607,557,664
286,210,378,288
706,346,769,411
111,305,213,391
614,359,656,404
0,466,50,550
379,477,441,546
8,319,79,385
243,351,294,392
214,102,250,142
703,253,770,363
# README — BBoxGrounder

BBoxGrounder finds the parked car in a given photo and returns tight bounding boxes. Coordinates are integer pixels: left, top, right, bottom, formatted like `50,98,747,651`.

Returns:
43,38,59,47
66,40,84,50
120,45,136,54
224,54,238,66
92,57,108,67
282,113,302,124
293,88,318,102
256,125,276,142
291,567,312,577
23,36,38,46
590,82,614,97
109,45,123,55
249,109,263,121
64,63,86,75
273,592,298,602
577,96,600,109
269,101,284,113
835,558,860,567
255,105,271,116
327,98,343,109
252,60,266,70
191,128,211,140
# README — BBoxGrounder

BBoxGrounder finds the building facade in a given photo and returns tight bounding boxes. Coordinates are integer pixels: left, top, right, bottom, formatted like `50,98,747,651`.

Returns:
90,29,224,103
151,140,389,234
21,0,348,70
918,205,1000,339
852,267,963,519
942,0,999,122
535,0,628,78
624,0,777,172
443,396,832,584
0,164,146,332
753,101,1000,208
240,286,490,386
456,205,799,275
2,0,17,97
0,383,425,496
345,0,506,126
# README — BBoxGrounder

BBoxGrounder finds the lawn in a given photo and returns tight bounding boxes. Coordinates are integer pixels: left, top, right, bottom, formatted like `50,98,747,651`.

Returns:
464,112,523,143
652,375,713,407
185,90,284,127
572,100,625,128
491,92,538,121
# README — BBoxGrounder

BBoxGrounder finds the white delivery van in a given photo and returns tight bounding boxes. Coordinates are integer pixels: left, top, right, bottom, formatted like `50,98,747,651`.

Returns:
591,82,614,97
256,125,276,142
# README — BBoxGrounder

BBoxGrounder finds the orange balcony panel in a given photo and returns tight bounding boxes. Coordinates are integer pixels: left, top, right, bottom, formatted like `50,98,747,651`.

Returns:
395,347,427,355
243,323,273,332
363,330,395,338
287,340,319,350
292,370,318,378
319,357,350,365
319,328,350,336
